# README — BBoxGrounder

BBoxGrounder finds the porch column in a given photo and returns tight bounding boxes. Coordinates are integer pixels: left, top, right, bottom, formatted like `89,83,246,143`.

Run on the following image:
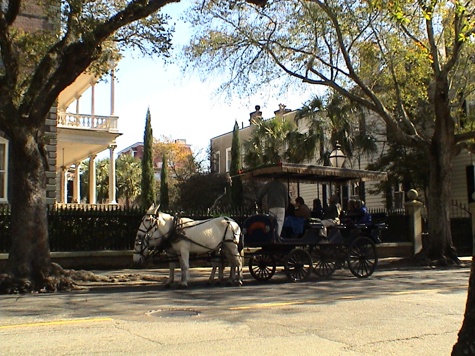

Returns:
110,66,115,116
75,95,80,114
91,81,96,127
72,163,80,203
60,166,67,203
404,189,423,255
108,144,117,204
88,155,97,204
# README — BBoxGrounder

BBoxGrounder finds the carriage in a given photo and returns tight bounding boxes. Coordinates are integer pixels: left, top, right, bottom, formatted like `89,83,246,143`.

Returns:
239,163,388,282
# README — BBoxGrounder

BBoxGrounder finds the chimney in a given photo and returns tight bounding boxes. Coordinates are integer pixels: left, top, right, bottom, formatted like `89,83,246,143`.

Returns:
249,105,262,125
274,103,291,119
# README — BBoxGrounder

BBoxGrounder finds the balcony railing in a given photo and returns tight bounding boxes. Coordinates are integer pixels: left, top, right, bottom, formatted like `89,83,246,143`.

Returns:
57,112,119,132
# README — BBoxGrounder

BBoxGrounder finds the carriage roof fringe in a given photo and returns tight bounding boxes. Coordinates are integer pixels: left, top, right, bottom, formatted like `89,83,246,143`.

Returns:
236,163,387,184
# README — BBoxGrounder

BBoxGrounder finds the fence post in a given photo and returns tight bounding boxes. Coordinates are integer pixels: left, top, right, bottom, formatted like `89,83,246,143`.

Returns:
404,189,423,255
469,199,475,256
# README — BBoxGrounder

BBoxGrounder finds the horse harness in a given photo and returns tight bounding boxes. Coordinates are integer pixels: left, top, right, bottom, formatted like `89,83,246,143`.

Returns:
139,213,240,259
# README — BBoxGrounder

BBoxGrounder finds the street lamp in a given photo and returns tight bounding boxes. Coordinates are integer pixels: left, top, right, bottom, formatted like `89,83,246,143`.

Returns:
329,141,346,168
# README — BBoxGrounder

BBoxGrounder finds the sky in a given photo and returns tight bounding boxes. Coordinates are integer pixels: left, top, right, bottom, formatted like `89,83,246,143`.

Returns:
85,1,313,161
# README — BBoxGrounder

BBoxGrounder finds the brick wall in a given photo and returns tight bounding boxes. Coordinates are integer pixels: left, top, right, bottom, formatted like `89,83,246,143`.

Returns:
13,1,57,33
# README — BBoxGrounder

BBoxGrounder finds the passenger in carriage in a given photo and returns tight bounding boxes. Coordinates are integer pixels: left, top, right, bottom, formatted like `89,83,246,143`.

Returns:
311,198,324,219
286,195,295,217
342,199,372,226
283,196,311,237
319,194,342,237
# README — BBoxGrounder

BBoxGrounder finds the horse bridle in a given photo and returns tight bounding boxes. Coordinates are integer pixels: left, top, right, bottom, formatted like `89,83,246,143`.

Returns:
134,214,158,257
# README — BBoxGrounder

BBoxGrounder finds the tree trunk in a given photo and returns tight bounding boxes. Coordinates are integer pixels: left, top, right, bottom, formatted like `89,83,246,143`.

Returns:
425,75,458,263
3,128,52,292
452,257,475,355
426,144,458,262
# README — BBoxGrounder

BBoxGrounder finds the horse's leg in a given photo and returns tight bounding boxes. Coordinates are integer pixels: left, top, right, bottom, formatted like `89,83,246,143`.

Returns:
218,259,225,284
224,244,243,287
165,259,175,287
178,248,190,288
208,262,217,286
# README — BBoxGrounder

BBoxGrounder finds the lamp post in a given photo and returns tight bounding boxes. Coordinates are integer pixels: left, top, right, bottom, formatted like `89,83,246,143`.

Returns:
329,141,347,210
329,141,346,168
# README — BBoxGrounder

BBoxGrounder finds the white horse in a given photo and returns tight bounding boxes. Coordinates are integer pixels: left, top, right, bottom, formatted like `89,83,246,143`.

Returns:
133,205,243,288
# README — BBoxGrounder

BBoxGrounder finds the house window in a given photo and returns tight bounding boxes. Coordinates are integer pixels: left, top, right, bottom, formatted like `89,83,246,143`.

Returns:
226,148,231,172
0,137,8,202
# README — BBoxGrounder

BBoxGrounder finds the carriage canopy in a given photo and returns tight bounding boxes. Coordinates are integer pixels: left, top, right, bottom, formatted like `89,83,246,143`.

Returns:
238,163,387,184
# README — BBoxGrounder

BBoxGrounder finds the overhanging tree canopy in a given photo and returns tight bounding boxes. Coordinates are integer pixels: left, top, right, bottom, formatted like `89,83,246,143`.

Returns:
184,0,475,261
183,0,475,350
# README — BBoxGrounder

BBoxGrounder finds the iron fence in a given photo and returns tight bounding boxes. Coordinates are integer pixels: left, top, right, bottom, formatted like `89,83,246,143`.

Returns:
0,205,257,253
0,203,471,255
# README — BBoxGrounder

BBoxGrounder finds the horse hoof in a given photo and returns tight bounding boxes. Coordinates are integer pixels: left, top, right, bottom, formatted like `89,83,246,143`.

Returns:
178,284,188,289
164,283,172,289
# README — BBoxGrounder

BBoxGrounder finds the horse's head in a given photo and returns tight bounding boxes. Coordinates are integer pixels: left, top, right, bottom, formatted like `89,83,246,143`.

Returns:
133,209,173,264
133,206,160,264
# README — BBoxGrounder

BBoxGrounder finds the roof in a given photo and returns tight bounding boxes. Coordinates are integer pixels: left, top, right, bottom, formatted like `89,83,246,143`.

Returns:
238,163,387,183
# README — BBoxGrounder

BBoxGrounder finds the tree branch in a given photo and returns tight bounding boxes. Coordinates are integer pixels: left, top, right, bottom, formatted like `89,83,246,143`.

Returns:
21,0,180,126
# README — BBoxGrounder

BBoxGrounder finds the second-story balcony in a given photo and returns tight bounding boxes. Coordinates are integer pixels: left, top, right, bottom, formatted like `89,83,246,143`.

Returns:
57,112,119,133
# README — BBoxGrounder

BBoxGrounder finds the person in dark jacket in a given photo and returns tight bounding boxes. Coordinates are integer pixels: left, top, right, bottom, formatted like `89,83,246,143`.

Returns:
311,198,324,219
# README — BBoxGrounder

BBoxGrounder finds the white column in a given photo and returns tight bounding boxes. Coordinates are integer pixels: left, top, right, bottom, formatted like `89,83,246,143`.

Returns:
91,82,95,127
89,155,97,204
73,163,80,203
60,166,67,203
110,67,115,116
108,144,117,204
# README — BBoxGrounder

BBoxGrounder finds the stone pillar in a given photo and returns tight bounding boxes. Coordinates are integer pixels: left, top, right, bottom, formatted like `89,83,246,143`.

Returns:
469,197,475,255
404,189,423,255
72,163,80,203
108,144,117,204
88,155,97,204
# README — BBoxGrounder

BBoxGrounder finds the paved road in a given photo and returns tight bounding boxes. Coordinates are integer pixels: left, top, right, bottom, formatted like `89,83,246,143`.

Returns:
0,262,471,355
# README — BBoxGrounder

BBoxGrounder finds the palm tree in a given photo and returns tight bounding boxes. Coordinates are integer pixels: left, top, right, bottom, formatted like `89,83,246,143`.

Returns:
116,155,141,208
324,92,378,166
244,113,317,167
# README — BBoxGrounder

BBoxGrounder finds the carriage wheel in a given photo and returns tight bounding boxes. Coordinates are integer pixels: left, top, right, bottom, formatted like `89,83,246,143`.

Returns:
285,249,313,282
346,236,378,278
311,245,337,278
248,253,276,281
